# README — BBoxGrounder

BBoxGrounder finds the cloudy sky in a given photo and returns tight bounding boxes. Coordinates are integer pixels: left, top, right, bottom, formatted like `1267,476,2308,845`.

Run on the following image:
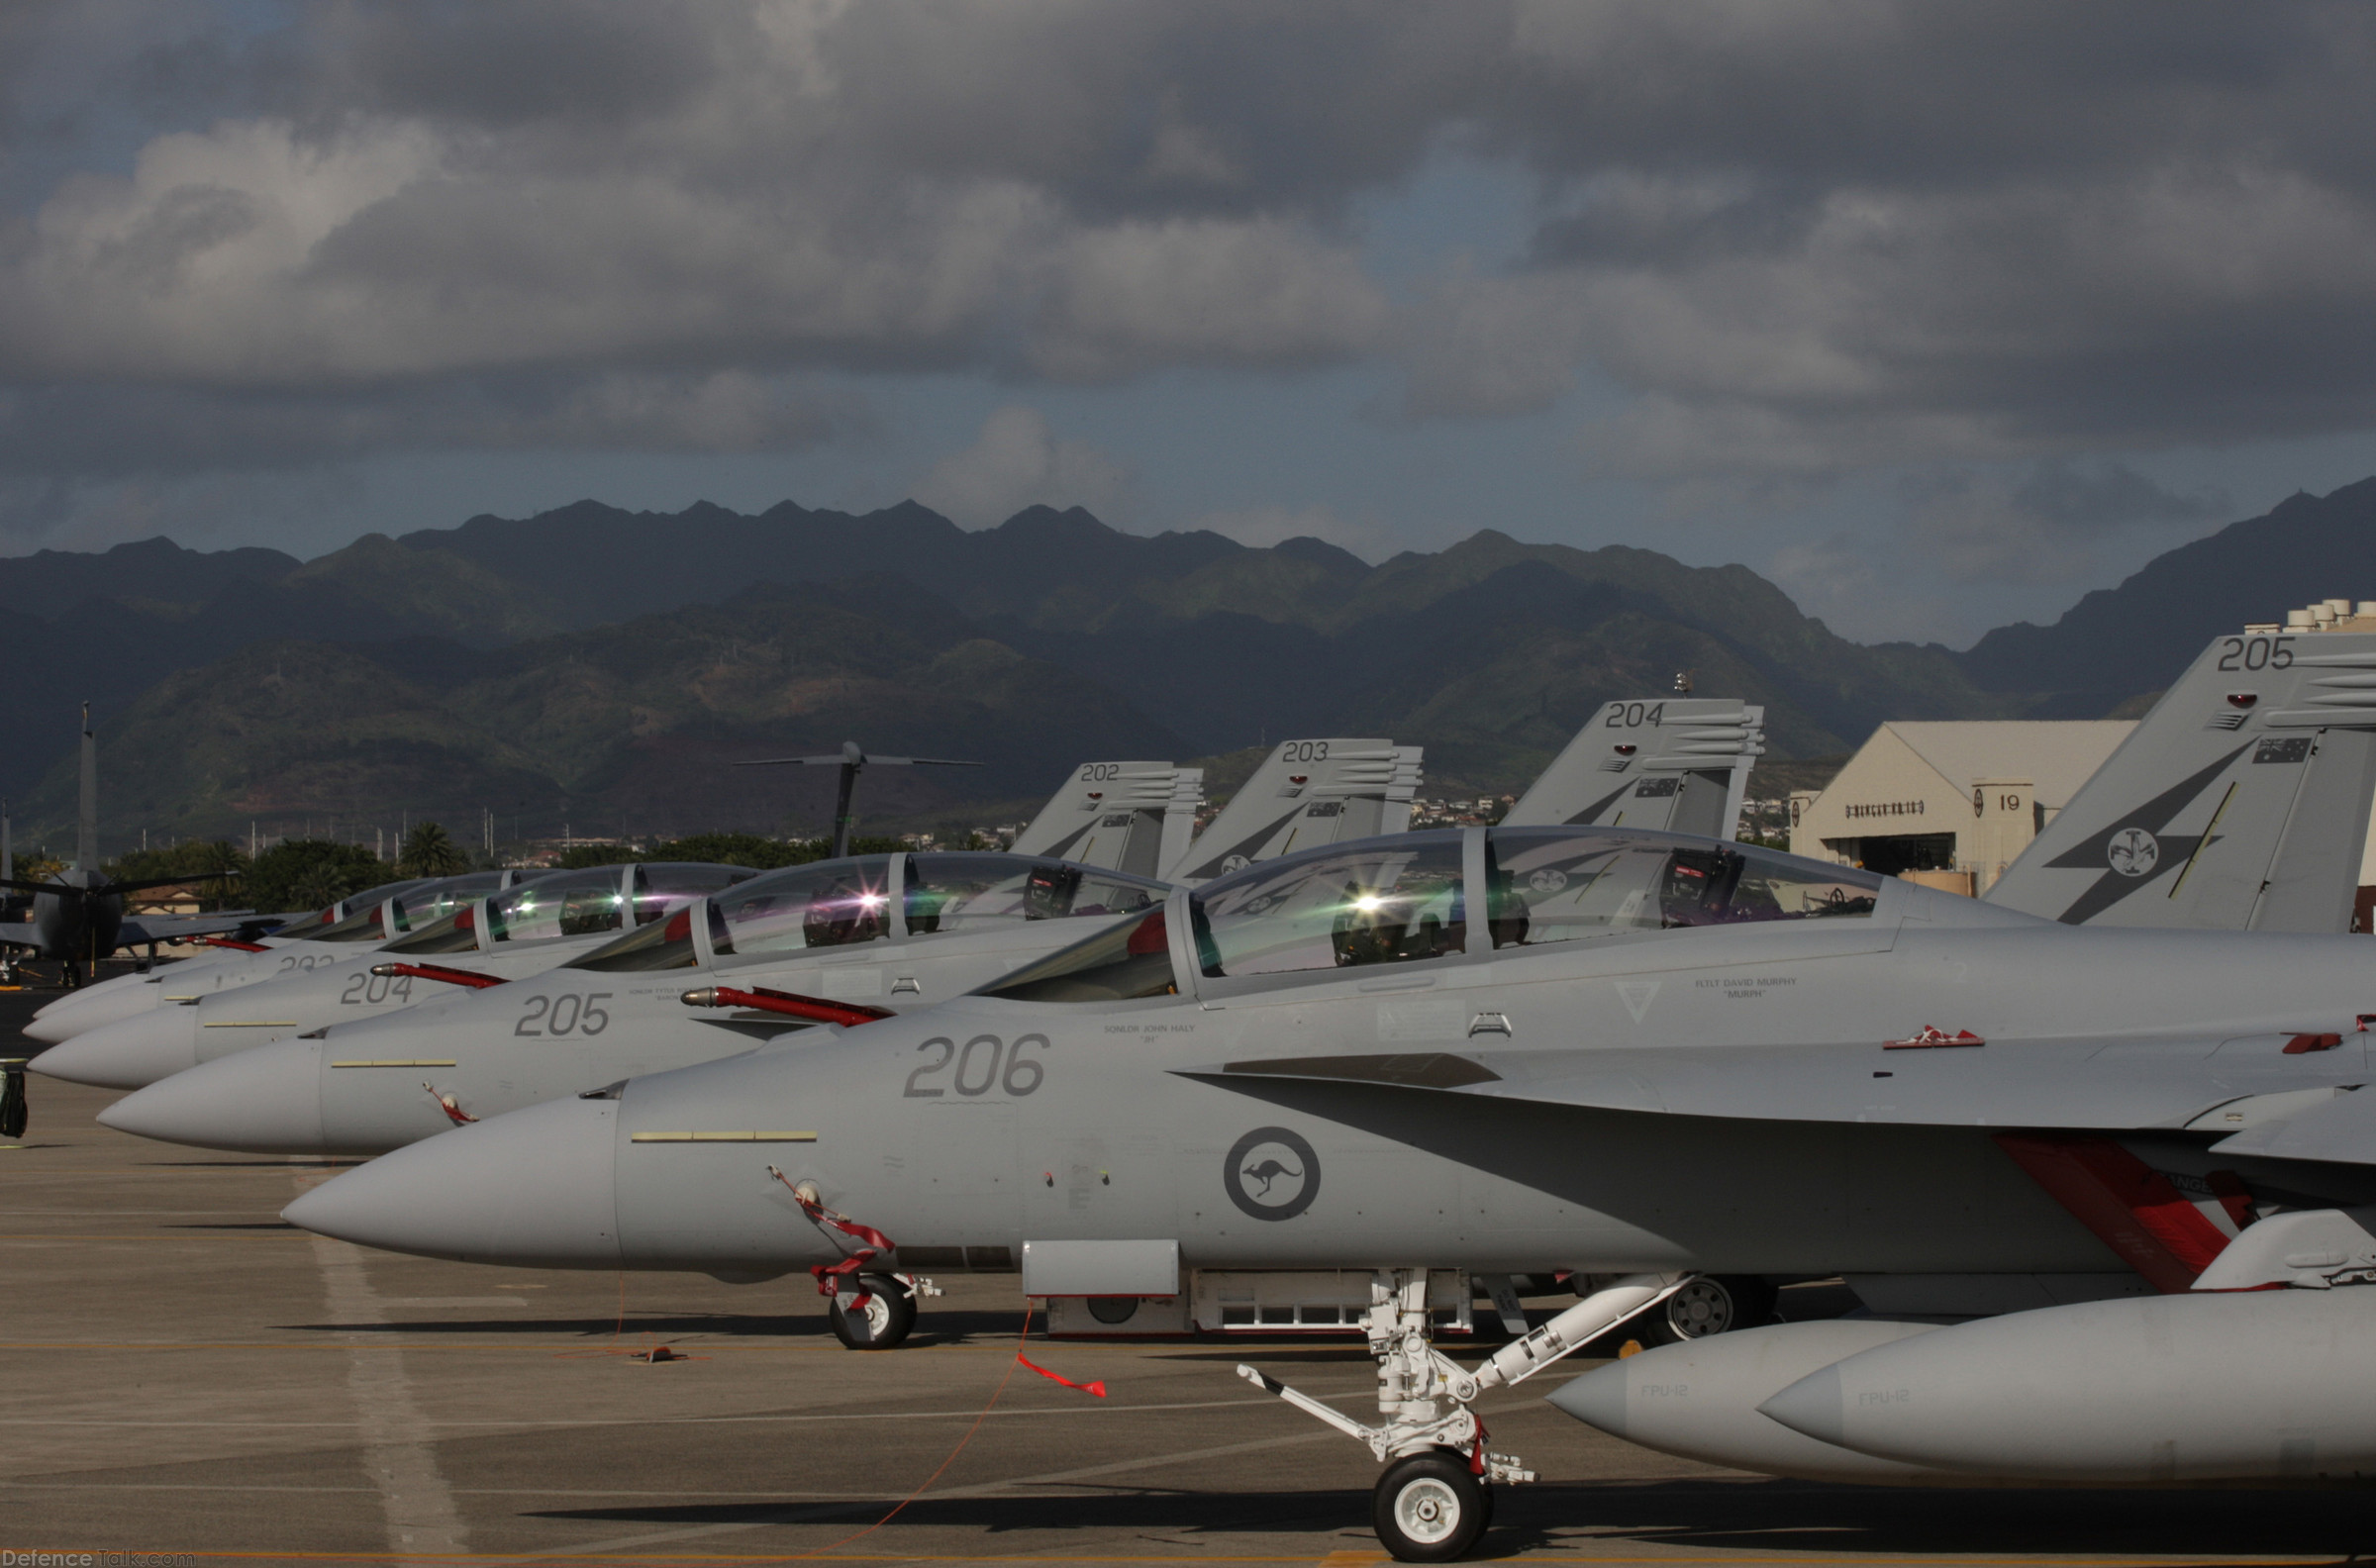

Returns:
8,1,2376,644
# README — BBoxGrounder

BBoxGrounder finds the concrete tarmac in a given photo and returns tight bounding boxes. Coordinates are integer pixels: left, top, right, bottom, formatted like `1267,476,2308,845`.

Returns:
4,982,2374,1566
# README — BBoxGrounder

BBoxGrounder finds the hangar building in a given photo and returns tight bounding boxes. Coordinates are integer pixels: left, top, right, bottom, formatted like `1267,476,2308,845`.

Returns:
1788,722,2135,894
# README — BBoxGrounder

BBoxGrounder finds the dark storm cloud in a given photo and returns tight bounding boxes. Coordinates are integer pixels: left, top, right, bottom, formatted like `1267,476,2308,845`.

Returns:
4,0,2376,490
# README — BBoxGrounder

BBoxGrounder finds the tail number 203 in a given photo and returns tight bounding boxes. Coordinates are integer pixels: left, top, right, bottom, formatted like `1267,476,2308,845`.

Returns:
904,1033,1048,1098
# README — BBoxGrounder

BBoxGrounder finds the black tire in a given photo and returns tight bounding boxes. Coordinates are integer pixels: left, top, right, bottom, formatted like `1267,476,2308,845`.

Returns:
1635,1275,1771,1346
1372,1449,1488,1562
828,1274,917,1349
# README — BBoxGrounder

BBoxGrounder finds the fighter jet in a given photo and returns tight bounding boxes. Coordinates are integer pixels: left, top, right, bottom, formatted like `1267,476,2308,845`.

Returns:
23,870,518,1045
96,741,1421,1170
98,846,1171,1157
0,707,275,986
277,820,2376,1558
1164,738,1422,881
30,860,755,1089
1988,626,2376,931
1503,697,1764,835
1009,761,1202,877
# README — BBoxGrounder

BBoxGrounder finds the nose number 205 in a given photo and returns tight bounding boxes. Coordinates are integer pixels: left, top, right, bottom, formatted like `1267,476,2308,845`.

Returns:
514,992,616,1036
904,1033,1048,1098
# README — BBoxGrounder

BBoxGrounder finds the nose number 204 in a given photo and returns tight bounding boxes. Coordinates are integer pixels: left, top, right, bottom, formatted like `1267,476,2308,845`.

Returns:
904,1033,1048,1098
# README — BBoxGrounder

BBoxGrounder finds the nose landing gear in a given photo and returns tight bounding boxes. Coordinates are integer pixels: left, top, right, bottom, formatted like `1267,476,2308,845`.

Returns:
1374,1448,1491,1562
828,1272,937,1349
1239,1269,1687,1562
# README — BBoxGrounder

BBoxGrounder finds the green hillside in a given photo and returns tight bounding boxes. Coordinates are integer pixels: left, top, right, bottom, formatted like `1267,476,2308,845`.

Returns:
7,492,2223,853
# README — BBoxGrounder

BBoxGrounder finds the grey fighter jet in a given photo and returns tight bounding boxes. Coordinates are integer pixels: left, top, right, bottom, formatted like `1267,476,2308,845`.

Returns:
30,861,754,1089
100,849,1172,1166
1009,761,1202,877
97,749,1434,1165
1988,626,2376,931
1503,697,1764,836
278,822,2376,1557
1165,738,1422,881
24,870,518,1045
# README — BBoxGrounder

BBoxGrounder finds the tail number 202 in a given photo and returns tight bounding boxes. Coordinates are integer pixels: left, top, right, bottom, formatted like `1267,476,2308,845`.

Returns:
904,1033,1048,1098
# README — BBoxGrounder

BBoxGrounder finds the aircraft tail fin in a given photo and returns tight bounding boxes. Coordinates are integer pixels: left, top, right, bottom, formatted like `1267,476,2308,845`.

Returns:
1987,629,2376,931
1505,698,1765,838
1163,739,1423,882
76,702,96,873
1009,761,1204,879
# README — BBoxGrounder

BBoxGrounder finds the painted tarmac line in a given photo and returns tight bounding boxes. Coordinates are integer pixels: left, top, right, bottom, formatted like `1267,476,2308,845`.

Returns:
0,1552,2339,1566
308,1212,470,1557
0,1392,1385,1431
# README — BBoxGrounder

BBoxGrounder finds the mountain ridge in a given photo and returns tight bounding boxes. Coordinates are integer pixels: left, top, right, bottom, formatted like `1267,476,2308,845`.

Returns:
7,478,2371,850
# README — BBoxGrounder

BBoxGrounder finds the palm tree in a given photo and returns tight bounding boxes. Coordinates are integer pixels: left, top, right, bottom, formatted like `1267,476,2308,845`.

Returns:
396,822,468,878
190,839,248,912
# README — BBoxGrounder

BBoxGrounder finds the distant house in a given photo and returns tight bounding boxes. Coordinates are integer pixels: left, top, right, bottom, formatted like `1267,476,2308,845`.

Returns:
1788,722,2136,895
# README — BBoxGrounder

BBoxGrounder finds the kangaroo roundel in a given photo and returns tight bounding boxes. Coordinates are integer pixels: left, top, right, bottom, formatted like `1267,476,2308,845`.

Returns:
1225,1127,1320,1221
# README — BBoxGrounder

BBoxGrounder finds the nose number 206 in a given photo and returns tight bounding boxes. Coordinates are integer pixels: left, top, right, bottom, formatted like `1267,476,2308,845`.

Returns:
904,1033,1048,1098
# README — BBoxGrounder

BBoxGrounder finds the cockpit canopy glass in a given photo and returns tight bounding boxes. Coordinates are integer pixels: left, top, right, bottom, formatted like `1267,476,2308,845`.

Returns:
904,854,1164,934
631,862,757,925
474,867,622,944
323,879,429,925
1191,833,1466,978
390,873,503,933
1483,827,1880,946
565,855,897,972
312,872,503,943
975,906,1179,1003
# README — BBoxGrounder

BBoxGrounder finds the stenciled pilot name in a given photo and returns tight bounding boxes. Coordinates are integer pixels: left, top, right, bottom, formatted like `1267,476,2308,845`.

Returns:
1694,975,1798,1000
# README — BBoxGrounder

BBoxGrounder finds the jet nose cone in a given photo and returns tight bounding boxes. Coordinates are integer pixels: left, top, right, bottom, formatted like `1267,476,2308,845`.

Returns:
282,1096,621,1267
26,1007,195,1088
1755,1363,1847,1448
22,1012,82,1045
26,977,158,1041
98,1040,326,1152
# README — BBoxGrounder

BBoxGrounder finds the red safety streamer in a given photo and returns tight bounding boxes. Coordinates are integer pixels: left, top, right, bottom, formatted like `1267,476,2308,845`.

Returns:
769,1165,896,1307
200,935,271,953
423,1084,477,1125
1016,1352,1106,1398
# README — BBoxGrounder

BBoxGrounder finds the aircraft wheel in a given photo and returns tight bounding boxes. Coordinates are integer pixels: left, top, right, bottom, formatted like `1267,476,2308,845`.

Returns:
828,1275,916,1350
1372,1448,1488,1562
1636,1275,1771,1345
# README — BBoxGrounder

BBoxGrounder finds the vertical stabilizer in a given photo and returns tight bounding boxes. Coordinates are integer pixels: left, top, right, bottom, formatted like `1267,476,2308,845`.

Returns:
1010,761,1205,879
1987,630,2376,931
1506,698,1765,838
76,702,96,873
1164,740,1423,882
